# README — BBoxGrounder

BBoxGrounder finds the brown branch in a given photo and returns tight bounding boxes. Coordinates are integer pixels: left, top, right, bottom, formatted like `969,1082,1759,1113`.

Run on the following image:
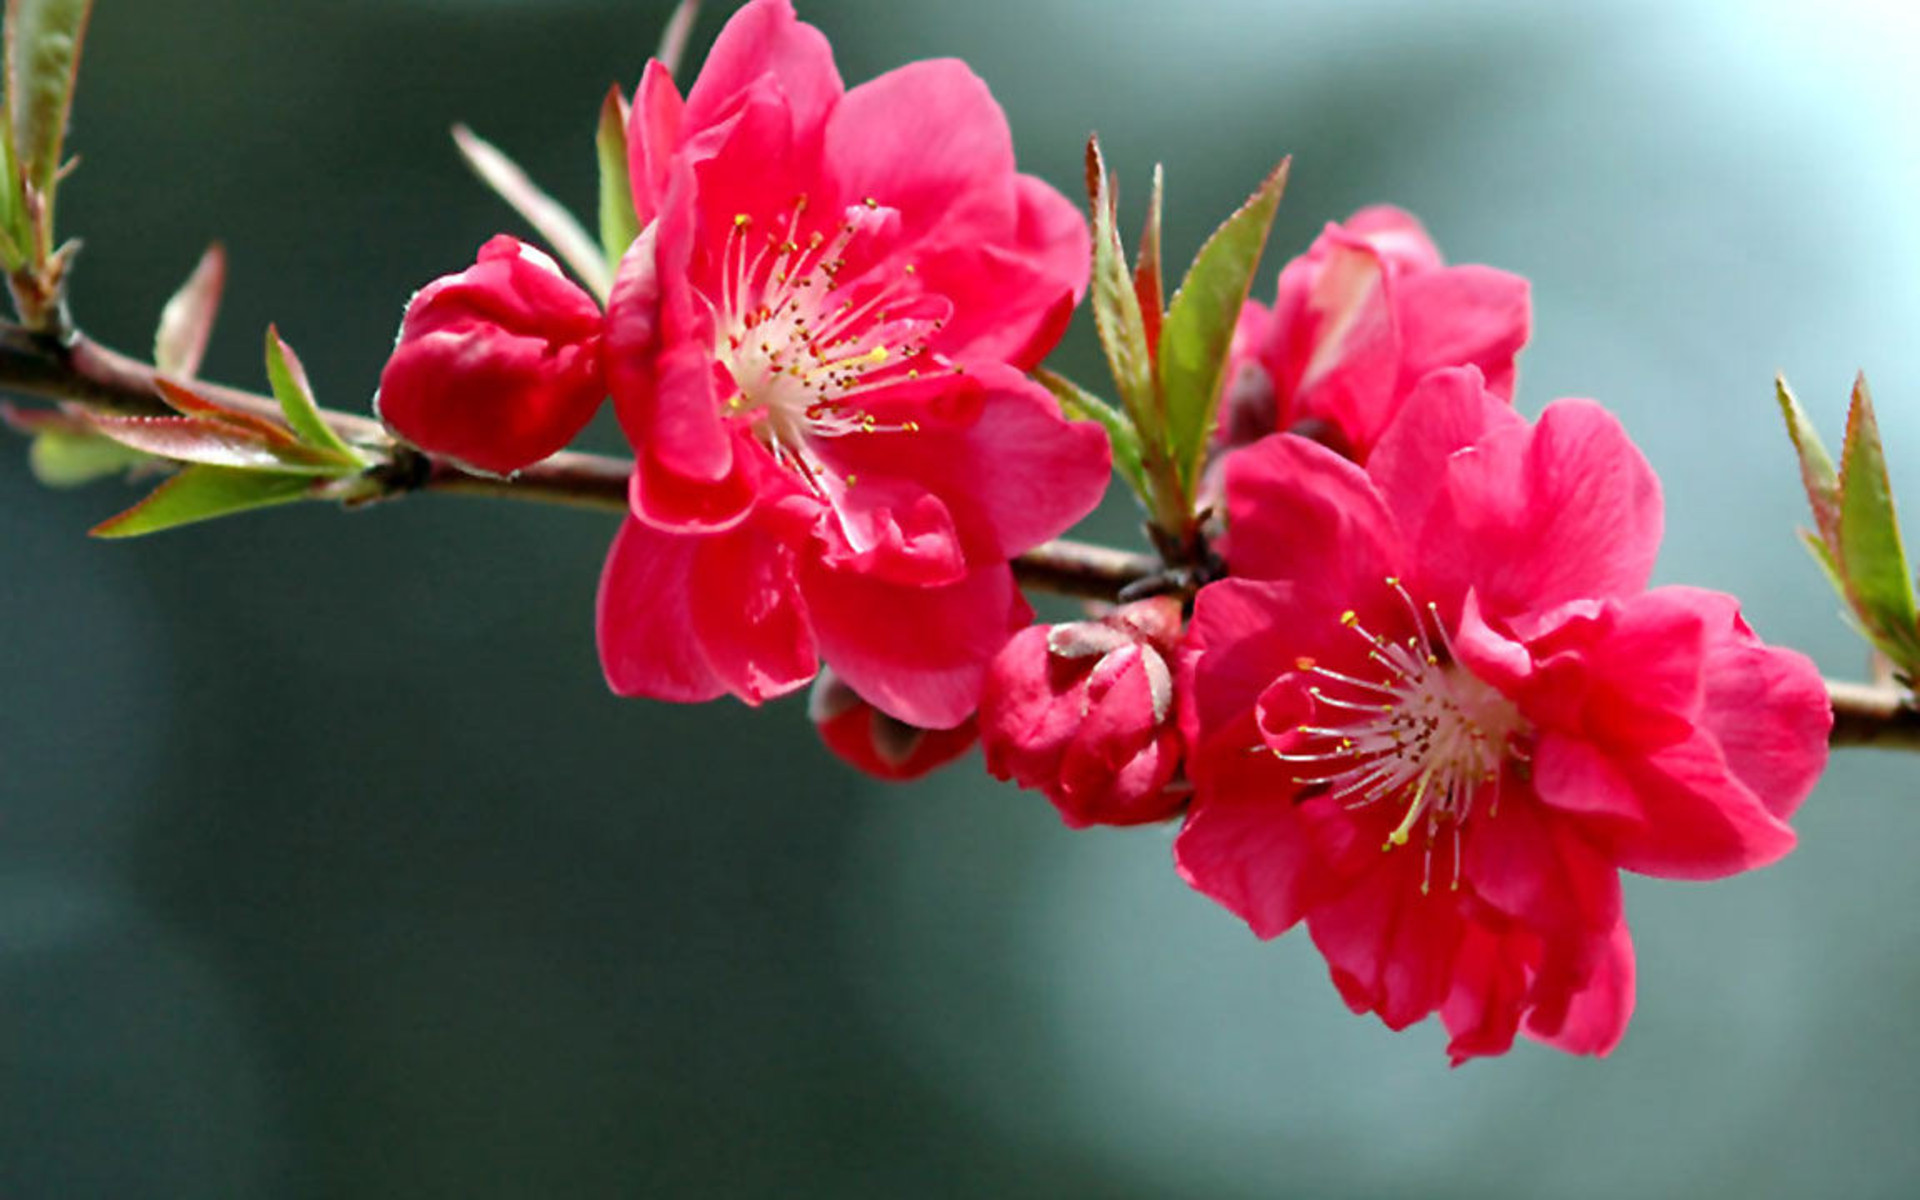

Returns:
0,320,1913,748
1828,680,1920,750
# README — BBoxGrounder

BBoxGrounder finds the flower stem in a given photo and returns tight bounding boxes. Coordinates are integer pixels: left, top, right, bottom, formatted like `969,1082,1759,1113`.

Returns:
0,318,1906,749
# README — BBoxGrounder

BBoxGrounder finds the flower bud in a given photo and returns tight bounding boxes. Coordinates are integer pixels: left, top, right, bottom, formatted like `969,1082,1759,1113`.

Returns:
980,596,1186,827
809,667,977,781
377,235,606,476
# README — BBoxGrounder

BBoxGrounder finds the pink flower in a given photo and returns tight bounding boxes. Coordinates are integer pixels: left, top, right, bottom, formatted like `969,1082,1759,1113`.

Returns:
1220,207,1530,463
980,597,1187,828
1179,366,1830,1062
809,667,978,781
596,0,1107,727
376,236,606,476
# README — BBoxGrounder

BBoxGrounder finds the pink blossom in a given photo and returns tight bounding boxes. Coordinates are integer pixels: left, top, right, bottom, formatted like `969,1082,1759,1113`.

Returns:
1179,366,1830,1062
1220,207,1530,463
376,236,606,476
809,667,978,781
980,597,1188,827
596,0,1107,727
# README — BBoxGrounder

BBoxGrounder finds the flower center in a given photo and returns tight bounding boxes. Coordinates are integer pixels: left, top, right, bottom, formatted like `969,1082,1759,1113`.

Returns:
712,194,949,494
1277,578,1530,894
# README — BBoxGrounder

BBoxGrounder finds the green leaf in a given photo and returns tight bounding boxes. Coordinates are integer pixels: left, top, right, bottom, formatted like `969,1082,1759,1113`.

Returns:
154,242,225,378
266,325,364,465
87,414,346,474
596,85,640,270
655,0,702,78
1133,162,1164,356
28,426,142,486
1837,373,1920,666
1084,136,1156,433
1157,159,1289,495
1035,366,1145,500
90,464,316,538
0,105,23,268
452,123,612,302
1777,374,1840,552
4,0,91,204
1799,527,1846,598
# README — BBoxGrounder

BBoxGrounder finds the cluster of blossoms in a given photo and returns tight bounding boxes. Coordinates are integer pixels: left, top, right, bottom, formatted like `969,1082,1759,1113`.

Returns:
375,0,1831,1062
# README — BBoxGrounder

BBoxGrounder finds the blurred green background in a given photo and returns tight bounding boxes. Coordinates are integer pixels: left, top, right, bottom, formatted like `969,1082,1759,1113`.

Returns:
3,0,1919,1195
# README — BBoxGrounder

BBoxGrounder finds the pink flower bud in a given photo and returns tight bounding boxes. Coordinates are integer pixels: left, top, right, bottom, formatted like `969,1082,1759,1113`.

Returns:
980,596,1187,828
809,668,977,781
377,235,606,476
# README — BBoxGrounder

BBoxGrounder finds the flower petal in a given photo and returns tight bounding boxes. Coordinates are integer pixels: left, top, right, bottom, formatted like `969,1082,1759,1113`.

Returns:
812,363,1110,564
1221,432,1402,596
798,558,1023,728
376,236,606,476
1532,730,1797,879
1392,265,1531,403
595,514,727,702
685,509,817,705
681,0,842,139
825,58,1017,247
1432,397,1663,618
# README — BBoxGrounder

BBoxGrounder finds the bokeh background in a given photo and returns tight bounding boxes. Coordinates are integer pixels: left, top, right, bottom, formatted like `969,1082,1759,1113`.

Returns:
3,0,1919,1194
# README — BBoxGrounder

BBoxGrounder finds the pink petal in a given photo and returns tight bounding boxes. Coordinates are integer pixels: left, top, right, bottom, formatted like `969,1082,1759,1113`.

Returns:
1393,265,1531,403
912,241,1078,369
1221,432,1402,595
685,509,817,705
595,515,727,702
1013,172,1091,302
627,60,685,230
1308,849,1467,1030
1532,731,1798,880
1175,715,1329,939
813,363,1110,563
1432,398,1664,619
1342,205,1445,273
1365,365,1526,551
1441,923,1531,1064
681,0,842,139
1524,919,1635,1057
1462,778,1622,935
806,474,968,587
1677,586,1832,819
798,558,1023,729
824,58,1018,248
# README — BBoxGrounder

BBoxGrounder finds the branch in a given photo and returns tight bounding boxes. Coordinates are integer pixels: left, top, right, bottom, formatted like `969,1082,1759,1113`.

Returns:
0,319,1911,747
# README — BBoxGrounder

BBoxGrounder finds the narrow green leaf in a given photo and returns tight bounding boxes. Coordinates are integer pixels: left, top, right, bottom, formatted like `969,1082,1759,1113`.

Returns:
1084,136,1156,432
1158,159,1289,494
0,105,23,268
28,426,142,486
596,85,640,270
87,413,345,474
153,377,305,448
1133,162,1164,357
452,123,613,302
1799,527,1846,598
1035,366,1146,500
266,325,364,465
4,0,91,200
1776,374,1840,553
1837,373,1920,666
90,464,316,538
154,242,225,378
655,0,702,78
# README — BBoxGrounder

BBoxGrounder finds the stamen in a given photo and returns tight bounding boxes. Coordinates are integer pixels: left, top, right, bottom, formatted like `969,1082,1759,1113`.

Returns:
1274,580,1530,897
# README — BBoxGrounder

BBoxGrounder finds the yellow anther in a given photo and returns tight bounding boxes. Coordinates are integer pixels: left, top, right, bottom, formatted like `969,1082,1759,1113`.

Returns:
1339,610,1359,626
